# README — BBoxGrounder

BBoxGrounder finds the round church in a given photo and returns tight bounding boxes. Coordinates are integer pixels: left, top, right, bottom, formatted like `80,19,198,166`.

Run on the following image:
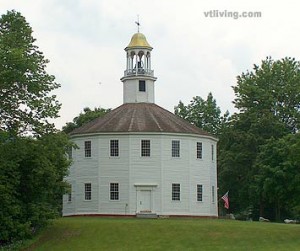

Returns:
63,31,218,218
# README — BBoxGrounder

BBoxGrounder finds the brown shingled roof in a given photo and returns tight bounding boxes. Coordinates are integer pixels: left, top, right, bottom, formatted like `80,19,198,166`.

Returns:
70,103,213,137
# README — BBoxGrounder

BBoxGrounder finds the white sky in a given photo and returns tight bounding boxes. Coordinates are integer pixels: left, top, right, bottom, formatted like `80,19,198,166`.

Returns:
2,0,300,129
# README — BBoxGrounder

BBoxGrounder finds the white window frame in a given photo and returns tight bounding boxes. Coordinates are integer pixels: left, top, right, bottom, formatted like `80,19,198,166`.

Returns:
197,184,203,202
197,142,202,159
172,183,180,201
141,140,151,157
172,140,180,158
84,141,91,158
110,140,119,157
84,183,92,201
110,183,119,201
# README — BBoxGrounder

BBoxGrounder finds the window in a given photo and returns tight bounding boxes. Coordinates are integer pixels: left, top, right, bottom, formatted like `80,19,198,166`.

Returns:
67,147,72,160
110,140,119,157
172,183,180,201
197,142,202,159
172,140,180,157
110,183,119,200
68,184,72,202
211,144,214,161
139,80,146,92
84,141,91,157
197,184,203,202
85,183,91,200
212,185,215,203
141,140,151,157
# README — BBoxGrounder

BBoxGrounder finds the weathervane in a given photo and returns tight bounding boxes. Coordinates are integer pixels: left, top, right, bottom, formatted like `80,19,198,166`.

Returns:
135,15,140,32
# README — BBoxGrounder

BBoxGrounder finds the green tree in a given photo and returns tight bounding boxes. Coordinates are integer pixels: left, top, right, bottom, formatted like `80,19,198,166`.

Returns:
0,133,72,244
174,92,228,135
62,107,111,133
218,57,300,220
233,57,300,134
0,10,61,136
0,11,71,245
254,134,300,221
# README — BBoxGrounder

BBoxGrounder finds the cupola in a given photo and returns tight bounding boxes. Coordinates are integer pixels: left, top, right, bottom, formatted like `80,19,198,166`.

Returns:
121,32,157,104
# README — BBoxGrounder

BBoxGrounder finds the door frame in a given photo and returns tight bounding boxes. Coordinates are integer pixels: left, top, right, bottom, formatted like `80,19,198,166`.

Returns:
134,183,158,214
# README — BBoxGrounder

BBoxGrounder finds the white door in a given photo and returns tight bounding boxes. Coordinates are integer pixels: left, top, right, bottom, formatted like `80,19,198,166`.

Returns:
138,190,151,212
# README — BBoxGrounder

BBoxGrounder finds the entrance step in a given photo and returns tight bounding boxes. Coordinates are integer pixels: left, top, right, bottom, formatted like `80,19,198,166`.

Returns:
136,213,158,219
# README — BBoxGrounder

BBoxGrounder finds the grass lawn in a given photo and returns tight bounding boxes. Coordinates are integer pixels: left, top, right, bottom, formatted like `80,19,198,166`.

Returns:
21,217,300,251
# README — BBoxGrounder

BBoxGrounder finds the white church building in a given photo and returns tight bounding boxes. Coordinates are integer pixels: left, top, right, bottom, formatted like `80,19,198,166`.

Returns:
63,31,218,218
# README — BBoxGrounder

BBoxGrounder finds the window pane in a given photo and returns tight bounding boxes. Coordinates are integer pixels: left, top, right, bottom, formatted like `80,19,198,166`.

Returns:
172,140,180,157
110,183,119,200
68,184,72,202
172,183,180,201
141,140,151,157
110,140,119,157
139,80,146,92
197,142,202,159
85,141,91,157
211,144,214,161
85,183,91,200
197,184,203,202
212,185,215,203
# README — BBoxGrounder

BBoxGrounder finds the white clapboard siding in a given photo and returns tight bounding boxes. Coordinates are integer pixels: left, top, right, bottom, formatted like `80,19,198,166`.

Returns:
63,133,218,217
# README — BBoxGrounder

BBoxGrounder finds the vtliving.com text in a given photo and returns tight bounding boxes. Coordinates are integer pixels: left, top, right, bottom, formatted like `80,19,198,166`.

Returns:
204,10,262,19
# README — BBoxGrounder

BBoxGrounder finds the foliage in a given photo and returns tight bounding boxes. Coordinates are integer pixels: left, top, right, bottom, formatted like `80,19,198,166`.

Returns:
0,10,71,246
254,134,300,220
0,133,72,245
62,107,111,133
21,217,300,251
0,10,61,136
218,57,300,220
233,57,300,133
174,92,229,135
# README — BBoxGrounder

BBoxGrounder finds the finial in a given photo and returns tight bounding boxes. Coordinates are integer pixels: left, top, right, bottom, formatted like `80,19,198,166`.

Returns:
135,15,140,33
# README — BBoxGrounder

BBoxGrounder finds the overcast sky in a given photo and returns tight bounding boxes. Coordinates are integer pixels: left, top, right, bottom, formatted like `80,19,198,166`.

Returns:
2,0,300,129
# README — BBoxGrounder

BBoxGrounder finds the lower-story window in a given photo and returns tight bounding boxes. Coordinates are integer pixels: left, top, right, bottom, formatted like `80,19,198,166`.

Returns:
212,185,215,203
172,183,180,201
110,183,119,200
197,184,203,202
85,183,91,200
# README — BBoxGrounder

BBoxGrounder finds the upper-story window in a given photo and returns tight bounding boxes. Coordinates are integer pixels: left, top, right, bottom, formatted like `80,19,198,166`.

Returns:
172,140,180,157
84,141,91,158
197,142,202,159
139,80,146,92
141,140,151,157
211,144,214,161
110,140,119,157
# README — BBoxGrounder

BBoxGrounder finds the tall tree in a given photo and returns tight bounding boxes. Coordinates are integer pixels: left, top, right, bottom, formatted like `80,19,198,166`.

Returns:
0,10,61,136
0,11,71,245
174,92,228,135
218,57,300,220
233,57,300,134
62,107,111,133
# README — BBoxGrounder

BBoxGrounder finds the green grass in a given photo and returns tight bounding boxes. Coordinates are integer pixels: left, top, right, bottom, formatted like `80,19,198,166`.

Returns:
21,217,300,251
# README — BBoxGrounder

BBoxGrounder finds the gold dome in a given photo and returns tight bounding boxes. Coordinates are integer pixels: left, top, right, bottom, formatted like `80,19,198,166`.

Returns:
126,32,152,50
